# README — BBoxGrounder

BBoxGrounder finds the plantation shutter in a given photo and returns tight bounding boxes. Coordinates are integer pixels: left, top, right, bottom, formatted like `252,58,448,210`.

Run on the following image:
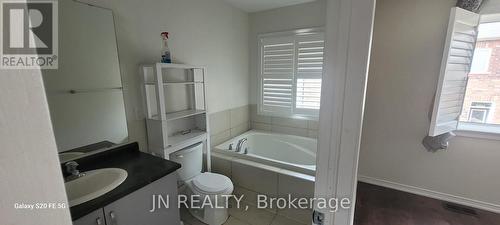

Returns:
295,33,324,114
260,36,295,115
429,7,480,136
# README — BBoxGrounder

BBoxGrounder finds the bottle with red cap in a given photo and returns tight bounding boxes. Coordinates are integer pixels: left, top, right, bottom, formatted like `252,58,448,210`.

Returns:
160,32,171,63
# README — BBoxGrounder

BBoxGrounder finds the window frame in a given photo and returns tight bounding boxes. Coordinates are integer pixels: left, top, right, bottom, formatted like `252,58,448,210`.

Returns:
469,48,492,74
257,27,325,120
455,18,500,138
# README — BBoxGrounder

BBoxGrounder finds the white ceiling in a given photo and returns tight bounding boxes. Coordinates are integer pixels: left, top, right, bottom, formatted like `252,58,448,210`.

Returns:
223,0,316,13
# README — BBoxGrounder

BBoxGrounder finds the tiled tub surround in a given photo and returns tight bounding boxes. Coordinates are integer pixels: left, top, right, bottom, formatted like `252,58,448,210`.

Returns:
209,104,319,147
211,152,315,224
215,130,317,176
249,105,318,138
209,105,251,147
207,105,318,224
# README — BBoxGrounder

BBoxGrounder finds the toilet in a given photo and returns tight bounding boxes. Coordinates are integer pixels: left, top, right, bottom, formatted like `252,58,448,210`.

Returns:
170,142,234,225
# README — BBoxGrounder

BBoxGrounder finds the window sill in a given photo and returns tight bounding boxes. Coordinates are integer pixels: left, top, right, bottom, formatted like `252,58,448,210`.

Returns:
455,122,500,141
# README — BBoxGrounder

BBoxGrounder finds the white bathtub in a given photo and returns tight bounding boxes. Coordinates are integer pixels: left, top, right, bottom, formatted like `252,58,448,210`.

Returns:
214,130,317,176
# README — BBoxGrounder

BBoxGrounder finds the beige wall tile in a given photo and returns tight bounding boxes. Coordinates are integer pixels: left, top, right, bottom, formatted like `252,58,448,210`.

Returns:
231,122,250,138
271,117,308,129
231,161,278,196
251,122,272,131
210,130,231,147
307,120,319,130
307,130,318,139
211,155,232,178
278,174,314,198
271,125,308,137
231,105,250,127
250,104,272,123
210,110,231,134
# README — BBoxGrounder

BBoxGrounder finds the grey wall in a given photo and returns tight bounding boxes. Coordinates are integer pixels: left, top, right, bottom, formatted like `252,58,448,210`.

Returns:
0,71,72,224
43,0,128,152
359,0,500,208
246,0,326,137
248,0,326,105
79,0,250,151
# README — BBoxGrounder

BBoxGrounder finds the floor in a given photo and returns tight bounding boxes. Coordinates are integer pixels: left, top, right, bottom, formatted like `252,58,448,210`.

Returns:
181,182,500,225
355,182,500,225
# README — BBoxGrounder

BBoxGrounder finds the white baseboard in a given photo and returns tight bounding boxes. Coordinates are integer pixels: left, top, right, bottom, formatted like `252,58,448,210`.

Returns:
358,175,500,214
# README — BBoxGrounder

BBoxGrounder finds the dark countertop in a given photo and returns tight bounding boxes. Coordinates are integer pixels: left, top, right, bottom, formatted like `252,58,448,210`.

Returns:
65,143,181,220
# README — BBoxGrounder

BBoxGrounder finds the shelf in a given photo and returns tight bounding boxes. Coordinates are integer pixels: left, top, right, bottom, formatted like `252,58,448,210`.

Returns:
167,129,207,149
164,109,206,121
144,81,204,85
141,63,205,69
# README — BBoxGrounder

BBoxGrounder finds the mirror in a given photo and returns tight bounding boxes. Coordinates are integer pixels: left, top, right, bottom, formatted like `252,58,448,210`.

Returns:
42,0,128,161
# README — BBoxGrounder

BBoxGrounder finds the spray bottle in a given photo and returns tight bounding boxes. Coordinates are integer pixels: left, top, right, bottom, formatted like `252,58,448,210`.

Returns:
160,32,171,63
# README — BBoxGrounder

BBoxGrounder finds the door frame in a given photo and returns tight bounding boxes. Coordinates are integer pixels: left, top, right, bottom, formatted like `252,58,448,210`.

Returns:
314,0,376,224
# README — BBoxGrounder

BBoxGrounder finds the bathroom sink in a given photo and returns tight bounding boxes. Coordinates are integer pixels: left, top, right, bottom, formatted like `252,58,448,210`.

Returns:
65,168,127,207
59,152,85,162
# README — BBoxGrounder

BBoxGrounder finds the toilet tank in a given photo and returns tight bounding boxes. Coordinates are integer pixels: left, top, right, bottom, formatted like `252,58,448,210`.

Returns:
169,142,203,181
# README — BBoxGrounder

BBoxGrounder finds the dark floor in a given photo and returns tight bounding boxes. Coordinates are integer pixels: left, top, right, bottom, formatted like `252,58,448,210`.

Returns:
355,182,500,225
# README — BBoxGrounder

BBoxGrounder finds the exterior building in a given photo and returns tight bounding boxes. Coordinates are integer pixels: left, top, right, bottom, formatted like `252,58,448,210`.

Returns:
460,27,500,125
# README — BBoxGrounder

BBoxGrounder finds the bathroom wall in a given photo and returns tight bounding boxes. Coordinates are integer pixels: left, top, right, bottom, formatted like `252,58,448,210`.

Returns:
247,0,326,136
209,105,250,147
78,0,250,150
0,72,72,225
359,0,500,211
249,105,319,138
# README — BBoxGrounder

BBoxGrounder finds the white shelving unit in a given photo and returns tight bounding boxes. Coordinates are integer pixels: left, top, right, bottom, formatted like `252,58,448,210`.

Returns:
140,63,211,168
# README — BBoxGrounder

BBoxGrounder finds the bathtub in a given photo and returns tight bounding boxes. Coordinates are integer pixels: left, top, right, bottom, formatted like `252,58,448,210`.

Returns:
213,130,317,176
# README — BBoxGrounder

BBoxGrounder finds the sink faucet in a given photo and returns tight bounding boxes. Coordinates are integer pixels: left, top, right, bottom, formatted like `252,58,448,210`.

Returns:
235,138,247,153
65,161,85,181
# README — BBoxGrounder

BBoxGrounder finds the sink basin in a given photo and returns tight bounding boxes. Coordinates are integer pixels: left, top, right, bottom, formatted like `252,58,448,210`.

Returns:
65,168,127,207
59,152,85,162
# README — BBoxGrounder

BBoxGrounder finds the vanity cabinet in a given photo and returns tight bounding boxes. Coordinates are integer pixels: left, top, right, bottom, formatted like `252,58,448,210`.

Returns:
73,209,105,225
73,173,180,225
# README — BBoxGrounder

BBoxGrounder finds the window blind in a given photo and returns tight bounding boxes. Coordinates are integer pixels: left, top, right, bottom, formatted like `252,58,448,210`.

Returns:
259,30,325,118
261,36,295,114
429,7,480,136
296,34,324,111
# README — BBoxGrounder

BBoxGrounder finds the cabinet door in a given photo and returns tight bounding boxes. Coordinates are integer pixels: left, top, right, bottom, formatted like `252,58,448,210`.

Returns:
103,173,180,225
73,209,106,225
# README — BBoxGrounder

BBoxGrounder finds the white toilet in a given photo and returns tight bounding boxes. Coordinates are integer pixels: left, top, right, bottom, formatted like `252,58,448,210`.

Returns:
170,142,234,225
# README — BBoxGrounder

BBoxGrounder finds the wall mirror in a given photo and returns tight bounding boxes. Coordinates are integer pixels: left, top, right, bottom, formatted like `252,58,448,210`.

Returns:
42,0,128,162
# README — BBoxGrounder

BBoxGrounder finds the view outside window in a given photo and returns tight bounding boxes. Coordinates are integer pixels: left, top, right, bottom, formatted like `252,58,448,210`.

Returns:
460,22,500,126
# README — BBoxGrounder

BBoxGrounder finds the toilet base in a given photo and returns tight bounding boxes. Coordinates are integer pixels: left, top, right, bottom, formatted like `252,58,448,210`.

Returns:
188,206,229,225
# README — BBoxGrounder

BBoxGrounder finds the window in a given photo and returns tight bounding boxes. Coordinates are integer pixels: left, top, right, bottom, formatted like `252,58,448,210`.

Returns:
467,102,493,123
258,29,324,118
469,48,491,73
430,8,500,136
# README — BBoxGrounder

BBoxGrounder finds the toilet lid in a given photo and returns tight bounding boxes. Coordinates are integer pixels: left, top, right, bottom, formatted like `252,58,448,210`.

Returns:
192,172,232,194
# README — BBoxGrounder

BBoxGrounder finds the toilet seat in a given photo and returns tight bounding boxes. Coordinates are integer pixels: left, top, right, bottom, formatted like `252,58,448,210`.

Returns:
191,172,232,194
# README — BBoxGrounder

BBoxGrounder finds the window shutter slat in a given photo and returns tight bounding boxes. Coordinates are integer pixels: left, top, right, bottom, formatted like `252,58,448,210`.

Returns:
295,34,324,112
429,7,480,136
260,36,295,114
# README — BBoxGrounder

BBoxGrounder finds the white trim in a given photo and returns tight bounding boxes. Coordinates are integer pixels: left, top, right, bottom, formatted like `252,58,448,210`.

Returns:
358,175,500,214
257,28,325,119
454,129,500,141
456,122,500,140
314,0,375,224
257,27,325,38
